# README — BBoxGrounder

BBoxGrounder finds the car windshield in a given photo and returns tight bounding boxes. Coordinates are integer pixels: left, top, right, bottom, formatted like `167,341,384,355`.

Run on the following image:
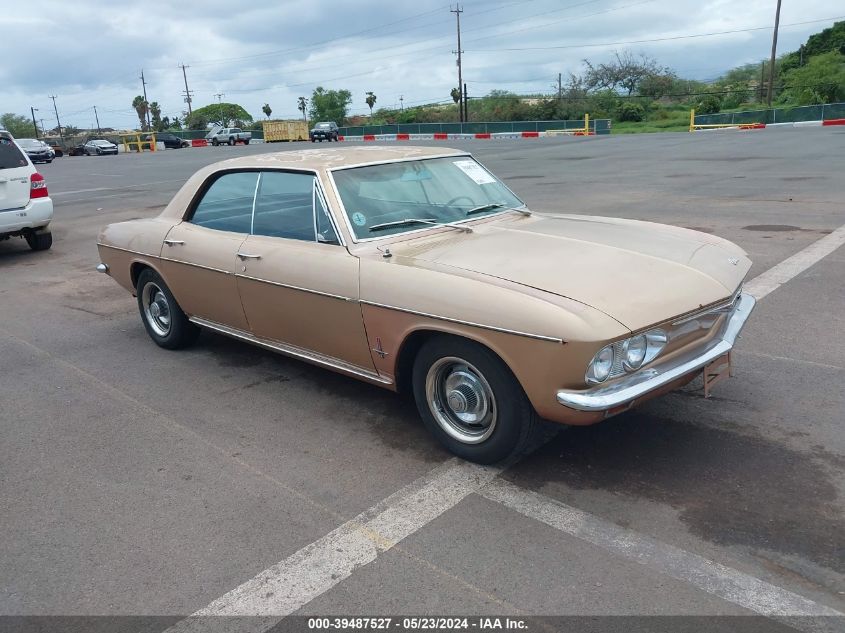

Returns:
93,140,112,146
17,139,41,149
316,123,331,129
333,156,524,239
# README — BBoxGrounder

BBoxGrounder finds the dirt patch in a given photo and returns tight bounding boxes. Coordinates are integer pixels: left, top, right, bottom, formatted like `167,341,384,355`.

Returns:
743,225,804,232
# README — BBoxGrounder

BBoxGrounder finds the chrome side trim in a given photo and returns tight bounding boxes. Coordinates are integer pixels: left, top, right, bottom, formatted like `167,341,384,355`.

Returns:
97,243,159,259
361,300,564,343
235,274,355,301
557,293,756,412
189,317,393,385
159,257,231,275
671,287,742,326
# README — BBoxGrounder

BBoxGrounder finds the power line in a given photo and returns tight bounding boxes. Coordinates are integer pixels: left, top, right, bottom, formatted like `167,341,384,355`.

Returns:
466,15,845,51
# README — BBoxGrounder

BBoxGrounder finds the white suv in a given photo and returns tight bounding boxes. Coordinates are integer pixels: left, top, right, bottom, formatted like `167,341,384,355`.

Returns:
1,129,53,251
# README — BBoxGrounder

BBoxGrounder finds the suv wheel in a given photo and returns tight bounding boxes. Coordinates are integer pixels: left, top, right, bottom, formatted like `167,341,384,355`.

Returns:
228,137,235,146
26,230,52,251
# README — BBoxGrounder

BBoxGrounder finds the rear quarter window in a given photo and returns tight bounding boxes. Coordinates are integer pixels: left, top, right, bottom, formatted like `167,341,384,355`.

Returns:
0,138,28,169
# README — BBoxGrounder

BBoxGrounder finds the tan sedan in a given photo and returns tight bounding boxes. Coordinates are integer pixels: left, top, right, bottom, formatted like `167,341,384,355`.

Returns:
96,146,755,463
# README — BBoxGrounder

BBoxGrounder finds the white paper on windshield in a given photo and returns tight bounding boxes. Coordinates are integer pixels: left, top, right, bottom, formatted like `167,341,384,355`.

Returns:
453,160,496,185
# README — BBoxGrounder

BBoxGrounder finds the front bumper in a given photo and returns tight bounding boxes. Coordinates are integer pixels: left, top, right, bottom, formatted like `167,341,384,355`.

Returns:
26,152,52,161
556,292,756,412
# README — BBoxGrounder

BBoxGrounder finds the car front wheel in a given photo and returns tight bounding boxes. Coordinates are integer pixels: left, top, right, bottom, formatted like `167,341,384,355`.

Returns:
412,336,538,464
136,269,199,350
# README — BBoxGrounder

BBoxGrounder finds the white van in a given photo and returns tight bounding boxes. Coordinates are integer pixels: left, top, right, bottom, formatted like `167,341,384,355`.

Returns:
1,129,53,251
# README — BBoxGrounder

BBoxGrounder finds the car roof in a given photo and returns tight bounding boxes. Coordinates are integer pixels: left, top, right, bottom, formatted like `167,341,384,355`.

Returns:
212,145,466,171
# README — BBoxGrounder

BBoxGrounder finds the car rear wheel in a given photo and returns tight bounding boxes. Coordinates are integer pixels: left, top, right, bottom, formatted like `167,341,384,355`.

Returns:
25,230,52,251
212,138,219,146
412,336,538,464
228,137,235,146
136,269,199,350
244,139,250,145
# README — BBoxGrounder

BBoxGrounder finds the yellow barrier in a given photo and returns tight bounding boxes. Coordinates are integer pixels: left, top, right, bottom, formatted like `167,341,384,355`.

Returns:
689,109,762,132
546,113,593,136
120,132,157,152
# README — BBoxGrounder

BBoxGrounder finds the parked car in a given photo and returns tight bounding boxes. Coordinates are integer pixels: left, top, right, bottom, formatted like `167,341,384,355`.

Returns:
68,143,86,156
144,133,189,149
309,121,339,142
15,138,53,163
0,130,53,251
45,140,64,157
84,139,118,156
95,146,755,463
207,127,251,146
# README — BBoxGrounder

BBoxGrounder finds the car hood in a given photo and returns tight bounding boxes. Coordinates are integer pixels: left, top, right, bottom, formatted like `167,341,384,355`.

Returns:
389,214,751,331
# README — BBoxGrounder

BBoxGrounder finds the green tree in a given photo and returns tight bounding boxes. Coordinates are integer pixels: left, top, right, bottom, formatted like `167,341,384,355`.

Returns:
262,103,272,119
365,92,377,116
150,101,163,131
695,94,722,115
132,95,149,131
781,51,845,105
185,103,253,129
803,20,845,58
0,113,37,138
297,97,308,122
309,87,352,123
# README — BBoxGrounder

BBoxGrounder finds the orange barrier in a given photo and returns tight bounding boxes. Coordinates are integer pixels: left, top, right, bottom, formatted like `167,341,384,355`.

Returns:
822,118,845,126
191,139,208,147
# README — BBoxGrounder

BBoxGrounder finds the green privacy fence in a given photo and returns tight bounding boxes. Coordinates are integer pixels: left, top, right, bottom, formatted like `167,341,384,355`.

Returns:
337,119,611,136
695,102,845,126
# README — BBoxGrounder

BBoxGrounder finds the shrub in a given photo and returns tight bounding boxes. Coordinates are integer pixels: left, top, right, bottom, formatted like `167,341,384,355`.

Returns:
617,102,645,122
695,95,722,114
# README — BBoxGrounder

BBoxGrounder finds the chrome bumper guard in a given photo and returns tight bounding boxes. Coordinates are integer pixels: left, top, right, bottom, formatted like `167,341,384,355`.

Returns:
556,292,756,412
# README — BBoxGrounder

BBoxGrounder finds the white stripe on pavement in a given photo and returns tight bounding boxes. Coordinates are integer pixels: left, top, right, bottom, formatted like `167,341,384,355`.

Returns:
744,222,845,300
166,459,502,631
482,479,844,628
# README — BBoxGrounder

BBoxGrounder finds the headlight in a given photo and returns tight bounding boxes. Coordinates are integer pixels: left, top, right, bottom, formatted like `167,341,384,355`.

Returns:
586,345,614,384
623,334,647,370
586,328,668,384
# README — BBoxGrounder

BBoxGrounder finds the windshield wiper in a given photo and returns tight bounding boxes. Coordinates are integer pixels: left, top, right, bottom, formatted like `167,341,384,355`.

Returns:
466,203,531,216
368,217,472,233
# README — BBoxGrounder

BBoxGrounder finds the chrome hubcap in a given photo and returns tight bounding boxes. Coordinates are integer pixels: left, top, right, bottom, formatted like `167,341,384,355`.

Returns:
425,357,497,444
142,282,171,337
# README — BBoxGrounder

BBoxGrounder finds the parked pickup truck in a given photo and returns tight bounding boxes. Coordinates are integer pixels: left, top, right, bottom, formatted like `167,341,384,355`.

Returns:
206,127,251,146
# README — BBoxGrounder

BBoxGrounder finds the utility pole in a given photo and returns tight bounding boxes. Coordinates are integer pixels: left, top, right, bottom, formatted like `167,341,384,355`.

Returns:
39,119,46,135
140,69,151,130
215,93,225,103
93,106,102,136
399,95,404,111
558,73,562,102
451,5,464,123
766,0,782,107
30,107,39,139
759,62,766,102
49,96,63,141
180,64,193,115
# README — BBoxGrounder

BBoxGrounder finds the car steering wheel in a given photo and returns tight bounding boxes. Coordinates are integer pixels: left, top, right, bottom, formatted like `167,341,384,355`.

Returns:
446,195,475,207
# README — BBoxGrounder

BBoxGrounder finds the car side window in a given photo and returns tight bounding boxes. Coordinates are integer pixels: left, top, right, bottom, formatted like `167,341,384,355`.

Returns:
189,172,258,233
252,172,317,241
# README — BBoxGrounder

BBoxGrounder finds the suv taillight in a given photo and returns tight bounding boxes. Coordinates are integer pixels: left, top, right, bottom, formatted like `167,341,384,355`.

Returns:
30,172,48,199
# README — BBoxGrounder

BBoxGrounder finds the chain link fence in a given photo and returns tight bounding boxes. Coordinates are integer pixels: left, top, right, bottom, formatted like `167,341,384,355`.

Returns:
337,119,610,136
695,102,845,126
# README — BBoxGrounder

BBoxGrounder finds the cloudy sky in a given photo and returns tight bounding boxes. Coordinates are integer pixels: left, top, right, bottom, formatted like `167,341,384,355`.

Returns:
2,0,841,129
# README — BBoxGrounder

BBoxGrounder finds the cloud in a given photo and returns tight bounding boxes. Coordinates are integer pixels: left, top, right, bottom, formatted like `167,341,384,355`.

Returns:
2,0,839,127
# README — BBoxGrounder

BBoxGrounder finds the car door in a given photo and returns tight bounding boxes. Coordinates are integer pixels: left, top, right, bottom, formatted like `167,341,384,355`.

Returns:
235,170,375,371
0,137,32,217
159,171,255,331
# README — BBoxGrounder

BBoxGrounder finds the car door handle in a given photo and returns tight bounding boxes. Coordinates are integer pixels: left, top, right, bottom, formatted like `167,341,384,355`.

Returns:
163,239,185,246
236,252,261,260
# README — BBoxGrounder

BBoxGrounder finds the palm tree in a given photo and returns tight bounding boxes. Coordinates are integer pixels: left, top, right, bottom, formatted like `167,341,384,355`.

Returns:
365,92,377,117
132,95,149,131
262,103,272,119
450,87,461,104
297,97,307,122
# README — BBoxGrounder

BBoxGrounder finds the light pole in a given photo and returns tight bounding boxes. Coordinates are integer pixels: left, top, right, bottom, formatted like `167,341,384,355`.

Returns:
30,107,39,139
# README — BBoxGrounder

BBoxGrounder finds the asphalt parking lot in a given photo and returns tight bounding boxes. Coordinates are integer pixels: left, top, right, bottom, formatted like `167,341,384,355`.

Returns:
1,130,843,632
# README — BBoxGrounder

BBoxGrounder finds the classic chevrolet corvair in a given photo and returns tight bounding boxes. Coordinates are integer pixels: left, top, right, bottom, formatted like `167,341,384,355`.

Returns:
96,146,755,463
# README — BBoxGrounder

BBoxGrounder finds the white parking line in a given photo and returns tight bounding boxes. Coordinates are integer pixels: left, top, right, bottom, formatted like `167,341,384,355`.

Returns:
482,479,843,629
744,222,845,300
166,459,501,631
